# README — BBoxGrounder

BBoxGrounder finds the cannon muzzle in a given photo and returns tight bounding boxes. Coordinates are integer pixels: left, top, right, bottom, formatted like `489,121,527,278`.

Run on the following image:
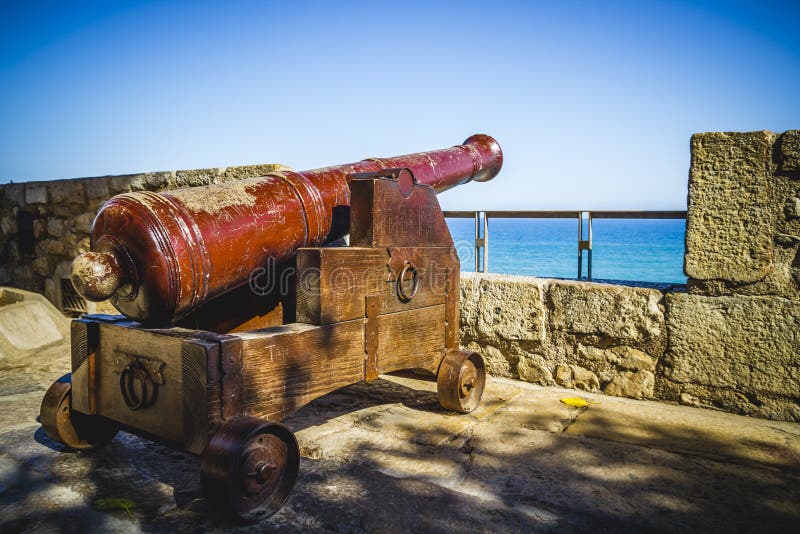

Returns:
71,134,502,324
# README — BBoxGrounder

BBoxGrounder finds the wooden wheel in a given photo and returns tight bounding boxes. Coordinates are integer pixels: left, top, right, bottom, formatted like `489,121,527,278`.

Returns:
200,416,299,521
40,373,118,450
437,349,486,413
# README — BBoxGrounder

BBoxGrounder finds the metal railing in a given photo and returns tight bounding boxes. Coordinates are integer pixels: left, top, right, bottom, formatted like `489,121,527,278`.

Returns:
443,210,687,279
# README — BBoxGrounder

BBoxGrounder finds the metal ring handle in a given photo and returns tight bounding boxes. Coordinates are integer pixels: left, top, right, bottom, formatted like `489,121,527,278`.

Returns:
396,262,419,302
120,363,158,410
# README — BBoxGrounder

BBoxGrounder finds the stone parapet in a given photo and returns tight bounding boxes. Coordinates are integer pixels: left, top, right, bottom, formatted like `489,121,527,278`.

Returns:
0,164,287,301
461,272,799,422
460,273,668,402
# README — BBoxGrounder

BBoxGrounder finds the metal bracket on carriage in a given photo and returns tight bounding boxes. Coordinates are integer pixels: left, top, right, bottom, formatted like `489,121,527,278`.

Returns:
112,353,166,410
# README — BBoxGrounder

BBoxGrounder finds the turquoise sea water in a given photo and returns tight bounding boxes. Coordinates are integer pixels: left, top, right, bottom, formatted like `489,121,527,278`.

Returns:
445,218,687,284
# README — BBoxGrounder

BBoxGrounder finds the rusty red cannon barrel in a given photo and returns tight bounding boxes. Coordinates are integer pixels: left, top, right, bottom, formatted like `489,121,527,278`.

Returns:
70,134,502,325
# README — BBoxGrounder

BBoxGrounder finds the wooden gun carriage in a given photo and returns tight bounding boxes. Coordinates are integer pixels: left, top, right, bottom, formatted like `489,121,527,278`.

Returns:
40,137,501,520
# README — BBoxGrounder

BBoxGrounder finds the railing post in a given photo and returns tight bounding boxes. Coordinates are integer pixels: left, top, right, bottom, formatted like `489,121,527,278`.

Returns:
587,212,593,280
474,211,481,272
473,211,489,273
483,212,489,273
578,211,593,280
577,212,583,279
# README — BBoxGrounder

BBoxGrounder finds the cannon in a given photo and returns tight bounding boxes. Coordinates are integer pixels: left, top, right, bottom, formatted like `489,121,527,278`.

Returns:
40,135,502,520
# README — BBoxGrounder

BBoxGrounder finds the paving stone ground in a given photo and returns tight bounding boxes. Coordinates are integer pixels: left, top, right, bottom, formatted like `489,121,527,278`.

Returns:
1,347,799,533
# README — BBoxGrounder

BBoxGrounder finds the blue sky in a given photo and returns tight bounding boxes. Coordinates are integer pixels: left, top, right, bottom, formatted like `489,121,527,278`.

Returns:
1,0,798,210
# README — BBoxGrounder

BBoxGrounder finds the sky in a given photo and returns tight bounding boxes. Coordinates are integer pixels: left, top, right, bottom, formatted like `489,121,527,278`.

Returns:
1,0,799,210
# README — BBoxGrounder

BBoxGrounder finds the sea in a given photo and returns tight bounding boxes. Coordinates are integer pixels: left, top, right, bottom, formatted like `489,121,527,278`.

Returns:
445,218,687,284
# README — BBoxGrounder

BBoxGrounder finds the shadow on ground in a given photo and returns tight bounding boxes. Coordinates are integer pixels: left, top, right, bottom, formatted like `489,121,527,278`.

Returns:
1,364,799,533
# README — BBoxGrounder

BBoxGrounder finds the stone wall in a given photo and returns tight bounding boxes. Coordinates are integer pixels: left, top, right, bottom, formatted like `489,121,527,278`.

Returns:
661,130,800,421
462,130,800,422
0,164,285,309
460,275,669,401
0,130,797,421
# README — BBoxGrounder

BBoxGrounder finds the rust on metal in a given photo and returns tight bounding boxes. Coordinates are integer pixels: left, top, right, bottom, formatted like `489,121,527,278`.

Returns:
70,135,502,325
437,349,486,413
200,416,299,521
47,136,501,519
40,373,118,450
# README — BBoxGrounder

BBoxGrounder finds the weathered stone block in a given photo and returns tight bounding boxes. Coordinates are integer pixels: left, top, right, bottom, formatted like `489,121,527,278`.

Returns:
84,177,109,199
786,197,800,220
219,164,288,182
46,218,66,238
1,215,16,236
3,183,25,206
549,280,663,344
554,364,599,392
48,180,84,205
31,256,51,277
474,275,546,342
685,131,774,283
780,130,800,172
123,172,173,192
109,174,135,193
604,370,654,399
25,184,47,204
554,363,572,387
517,353,552,385
571,366,600,391
144,172,173,190
459,275,480,341
32,219,45,239
70,213,95,235
466,343,513,378
37,239,65,256
575,344,657,372
176,168,221,187
613,346,656,372
664,293,800,398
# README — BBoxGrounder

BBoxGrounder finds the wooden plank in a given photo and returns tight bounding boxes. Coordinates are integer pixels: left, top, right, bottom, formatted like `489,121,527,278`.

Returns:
70,318,98,414
295,245,322,324
376,304,446,375
97,323,187,445
445,268,459,349
83,321,228,454
296,246,452,325
237,321,366,421
296,247,386,325
220,336,243,419
204,337,223,435
350,179,454,248
181,338,213,455
365,296,379,381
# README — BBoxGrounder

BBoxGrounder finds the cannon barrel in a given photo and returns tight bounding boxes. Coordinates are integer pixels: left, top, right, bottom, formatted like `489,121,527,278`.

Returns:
70,134,502,325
